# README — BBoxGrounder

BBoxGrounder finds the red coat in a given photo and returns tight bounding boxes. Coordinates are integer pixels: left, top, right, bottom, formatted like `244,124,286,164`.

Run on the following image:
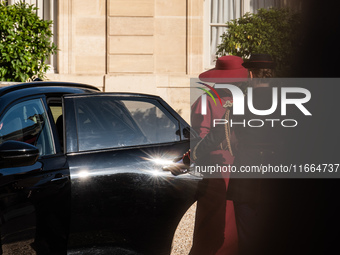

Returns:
189,89,238,255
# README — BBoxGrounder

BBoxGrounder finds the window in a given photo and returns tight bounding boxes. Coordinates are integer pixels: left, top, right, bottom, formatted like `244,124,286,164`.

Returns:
123,100,180,144
251,0,285,13
73,97,180,152
0,99,55,155
204,0,243,67
47,98,63,151
7,0,58,72
204,0,284,68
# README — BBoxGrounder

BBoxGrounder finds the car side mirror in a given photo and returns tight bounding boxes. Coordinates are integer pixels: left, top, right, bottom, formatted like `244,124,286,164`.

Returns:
0,141,39,168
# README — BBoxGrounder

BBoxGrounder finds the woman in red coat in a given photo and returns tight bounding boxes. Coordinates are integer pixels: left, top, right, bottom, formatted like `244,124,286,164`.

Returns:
191,54,283,255
189,56,248,255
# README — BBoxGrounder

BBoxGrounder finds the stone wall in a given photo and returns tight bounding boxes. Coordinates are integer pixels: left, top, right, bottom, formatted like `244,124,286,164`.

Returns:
45,0,205,123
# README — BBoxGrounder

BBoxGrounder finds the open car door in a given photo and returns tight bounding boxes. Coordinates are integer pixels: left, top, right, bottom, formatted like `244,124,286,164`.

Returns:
63,93,201,255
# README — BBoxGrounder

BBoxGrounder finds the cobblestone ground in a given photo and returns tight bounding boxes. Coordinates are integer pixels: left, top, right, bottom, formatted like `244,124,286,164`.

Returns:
2,203,196,255
171,202,196,255
2,240,35,255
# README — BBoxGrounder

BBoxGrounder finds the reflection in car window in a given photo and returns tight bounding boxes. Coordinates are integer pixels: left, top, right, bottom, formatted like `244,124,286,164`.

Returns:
122,100,180,144
74,97,180,151
0,99,55,155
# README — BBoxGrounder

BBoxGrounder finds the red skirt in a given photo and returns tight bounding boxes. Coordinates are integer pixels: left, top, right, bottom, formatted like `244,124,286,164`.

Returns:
189,177,238,255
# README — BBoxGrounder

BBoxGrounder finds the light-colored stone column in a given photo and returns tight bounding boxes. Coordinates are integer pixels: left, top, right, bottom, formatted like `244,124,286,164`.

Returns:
154,0,187,74
186,0,204,75
57,0,106,75
108,0,155,74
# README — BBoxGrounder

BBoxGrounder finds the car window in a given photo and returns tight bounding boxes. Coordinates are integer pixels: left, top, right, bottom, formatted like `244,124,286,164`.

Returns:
47,98,64,151
50,105,63,123
122,100,180,143
73,97,180,151
0,99,55,156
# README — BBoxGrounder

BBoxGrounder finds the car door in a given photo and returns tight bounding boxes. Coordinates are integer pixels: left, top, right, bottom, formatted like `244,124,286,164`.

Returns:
63,93,201,255
0,97,70,255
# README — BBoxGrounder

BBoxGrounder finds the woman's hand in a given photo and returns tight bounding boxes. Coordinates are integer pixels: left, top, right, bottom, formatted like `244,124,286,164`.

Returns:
163,150,192,176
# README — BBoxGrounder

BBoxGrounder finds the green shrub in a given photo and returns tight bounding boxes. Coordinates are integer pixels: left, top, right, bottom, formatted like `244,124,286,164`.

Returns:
0,1,57,82
216,8,301,76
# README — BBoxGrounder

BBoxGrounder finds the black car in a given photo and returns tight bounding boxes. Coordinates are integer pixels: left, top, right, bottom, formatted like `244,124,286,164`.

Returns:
0,82,200,255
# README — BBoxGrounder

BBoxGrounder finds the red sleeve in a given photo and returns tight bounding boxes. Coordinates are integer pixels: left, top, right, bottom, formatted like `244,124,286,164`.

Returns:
191,96,214,138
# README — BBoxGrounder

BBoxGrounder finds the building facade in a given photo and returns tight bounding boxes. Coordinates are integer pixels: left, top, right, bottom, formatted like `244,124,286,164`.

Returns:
6,0,300,122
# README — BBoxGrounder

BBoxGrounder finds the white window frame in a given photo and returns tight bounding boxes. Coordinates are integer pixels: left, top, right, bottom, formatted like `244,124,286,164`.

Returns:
203,0,244,69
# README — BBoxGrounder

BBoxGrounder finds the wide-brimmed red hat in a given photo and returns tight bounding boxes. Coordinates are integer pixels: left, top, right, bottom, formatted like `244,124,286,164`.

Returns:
199,55,248,82
242,53,276,69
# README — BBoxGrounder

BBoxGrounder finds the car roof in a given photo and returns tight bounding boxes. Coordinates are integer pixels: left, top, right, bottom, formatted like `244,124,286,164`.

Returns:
0,82,101,113
0,81,165,101
0,81,166,111
0,81,100,97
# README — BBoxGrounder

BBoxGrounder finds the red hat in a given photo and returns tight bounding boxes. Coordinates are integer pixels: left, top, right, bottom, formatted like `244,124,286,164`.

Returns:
242,54,276,69
199,55,248,82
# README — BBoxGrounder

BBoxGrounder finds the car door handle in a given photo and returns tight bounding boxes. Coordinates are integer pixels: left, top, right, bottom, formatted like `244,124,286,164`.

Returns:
51,174,69,182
